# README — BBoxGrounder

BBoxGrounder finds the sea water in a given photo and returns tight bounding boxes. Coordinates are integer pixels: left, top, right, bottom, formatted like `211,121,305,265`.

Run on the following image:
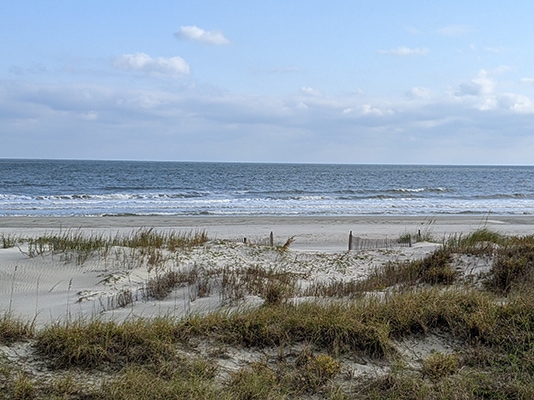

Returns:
1,159,533,216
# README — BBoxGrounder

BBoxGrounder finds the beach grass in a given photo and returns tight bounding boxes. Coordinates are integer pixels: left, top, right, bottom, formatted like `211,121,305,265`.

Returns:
3,228,534,398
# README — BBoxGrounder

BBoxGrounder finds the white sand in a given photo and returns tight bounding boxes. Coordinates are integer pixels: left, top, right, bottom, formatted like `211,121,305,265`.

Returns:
1,215,533,327
2,215,533,249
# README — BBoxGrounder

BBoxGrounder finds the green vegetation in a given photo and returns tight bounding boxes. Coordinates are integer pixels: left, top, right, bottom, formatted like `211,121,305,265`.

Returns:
21,228,208,264
0,313,34,344
1,233,23,249
2,228,534,398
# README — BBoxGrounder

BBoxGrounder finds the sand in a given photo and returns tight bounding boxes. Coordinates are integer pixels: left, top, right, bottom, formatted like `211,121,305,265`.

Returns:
2,214,533,249
2,214,534,386
1,215,533,327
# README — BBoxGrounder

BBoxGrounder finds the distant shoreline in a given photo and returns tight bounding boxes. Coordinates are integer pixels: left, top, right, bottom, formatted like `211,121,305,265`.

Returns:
3,214,534,227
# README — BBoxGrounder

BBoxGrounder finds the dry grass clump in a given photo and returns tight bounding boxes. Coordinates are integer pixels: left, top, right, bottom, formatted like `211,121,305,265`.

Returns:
99,358,220,400
142,270,184,300
35,318,183,369
1,233,23,249
20,228,208,265
486,239,534,294
0,313,34,344
25,230,112,264
341,247,456,295
220,265,300,305
421,352,460,380
116,228,208,251
227,350,343,398
446,228,507,256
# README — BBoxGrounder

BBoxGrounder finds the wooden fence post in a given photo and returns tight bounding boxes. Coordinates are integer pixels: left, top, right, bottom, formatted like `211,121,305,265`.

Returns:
348,231,353,251
270,231,274,247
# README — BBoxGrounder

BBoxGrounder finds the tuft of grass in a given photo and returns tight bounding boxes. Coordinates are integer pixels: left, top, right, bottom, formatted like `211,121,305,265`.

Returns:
421,352,460,381
278,236,296,252
220,265,299,305
35,318,183,369
24,229,112,264
227,362,286,399
445,228,506,257
12,371,36,399
179,300,395,358
355,247,457,292
20,228,209,265
227,350,342,398
486,240,534,294
100,364,222,400
0,313,34,344
117,228,208,251
399,218,437,244
142,270,183,300
1,233,22,249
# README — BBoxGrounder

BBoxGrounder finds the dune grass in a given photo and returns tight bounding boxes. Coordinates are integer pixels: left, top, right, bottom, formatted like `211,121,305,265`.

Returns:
0,313,34,344
3,228,534,398
21,228,208,264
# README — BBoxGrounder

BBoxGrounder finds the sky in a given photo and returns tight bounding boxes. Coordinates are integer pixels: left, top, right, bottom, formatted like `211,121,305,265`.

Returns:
1,1,534,165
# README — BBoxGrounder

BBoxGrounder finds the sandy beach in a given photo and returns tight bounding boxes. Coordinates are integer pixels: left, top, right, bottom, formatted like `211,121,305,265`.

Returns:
2,214,533,249
2,214,534,397
1,215,533,327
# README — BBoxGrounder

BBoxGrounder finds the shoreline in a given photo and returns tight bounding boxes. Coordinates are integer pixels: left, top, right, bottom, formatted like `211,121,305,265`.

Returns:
3,214,534,226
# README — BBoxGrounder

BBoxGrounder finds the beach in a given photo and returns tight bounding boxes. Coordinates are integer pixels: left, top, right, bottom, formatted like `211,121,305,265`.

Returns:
1,215,533,327
2,214,534,397
2,214,534,249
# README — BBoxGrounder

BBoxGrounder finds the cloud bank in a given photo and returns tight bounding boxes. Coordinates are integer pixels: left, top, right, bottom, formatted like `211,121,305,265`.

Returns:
2,65,533,164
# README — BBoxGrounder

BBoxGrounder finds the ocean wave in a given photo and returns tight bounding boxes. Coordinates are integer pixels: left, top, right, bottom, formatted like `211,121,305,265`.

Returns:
474,193,534,199
8,192,213,202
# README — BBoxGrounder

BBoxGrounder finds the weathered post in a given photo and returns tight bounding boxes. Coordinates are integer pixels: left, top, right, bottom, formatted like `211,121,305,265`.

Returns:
348,231,353,251
409,234,412,247
243,237,247,244
270,231,274,247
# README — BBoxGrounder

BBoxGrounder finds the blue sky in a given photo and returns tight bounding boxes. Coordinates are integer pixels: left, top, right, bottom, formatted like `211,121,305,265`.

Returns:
1,1,534,164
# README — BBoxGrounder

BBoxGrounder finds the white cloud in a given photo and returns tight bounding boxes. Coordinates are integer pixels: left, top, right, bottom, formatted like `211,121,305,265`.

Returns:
378,46,429,56
452,70,534,114
359,104,391,116
174,25,230,45
520,78,534,86
455,69,495,97
112,53,190,77
498,94,534,113
435,25,472,36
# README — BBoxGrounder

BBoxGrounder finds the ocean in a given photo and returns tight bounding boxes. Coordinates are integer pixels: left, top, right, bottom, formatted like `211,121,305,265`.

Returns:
1,159,533,217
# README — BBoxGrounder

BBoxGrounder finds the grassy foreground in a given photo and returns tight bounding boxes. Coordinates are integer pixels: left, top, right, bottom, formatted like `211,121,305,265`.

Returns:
2,228,534,398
